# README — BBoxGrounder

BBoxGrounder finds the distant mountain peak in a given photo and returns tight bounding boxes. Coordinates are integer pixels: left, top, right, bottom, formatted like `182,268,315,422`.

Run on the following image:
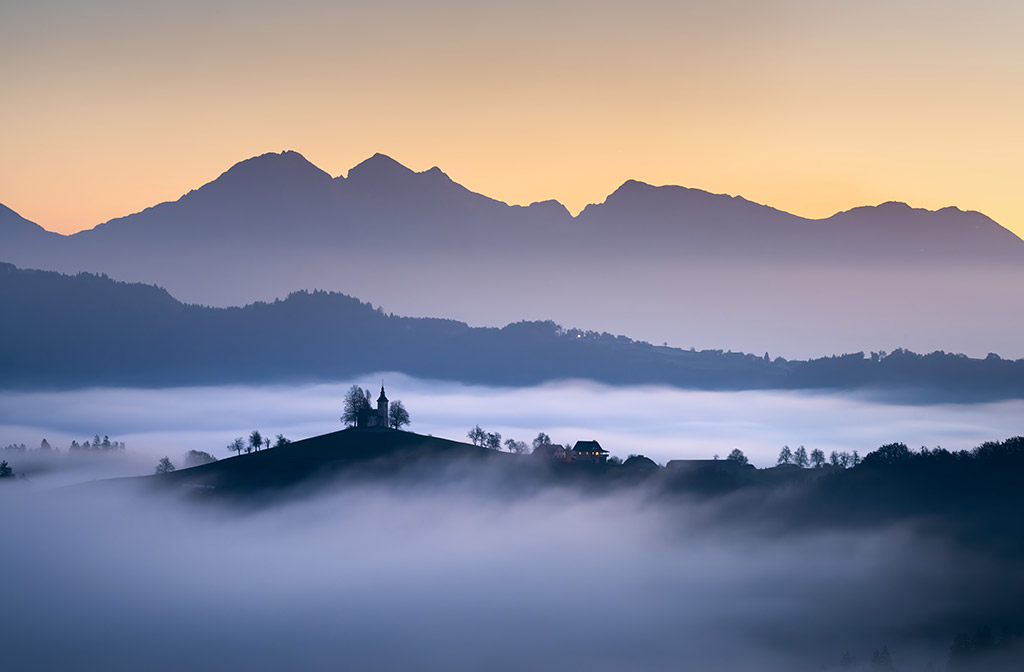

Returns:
347,153,416,182
188,150,333,199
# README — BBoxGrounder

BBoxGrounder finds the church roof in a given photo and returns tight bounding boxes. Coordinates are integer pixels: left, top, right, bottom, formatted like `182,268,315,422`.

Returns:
378,385,388,403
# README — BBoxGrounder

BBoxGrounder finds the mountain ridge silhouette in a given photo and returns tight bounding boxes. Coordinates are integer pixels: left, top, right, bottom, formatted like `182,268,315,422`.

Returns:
2,149,1023,359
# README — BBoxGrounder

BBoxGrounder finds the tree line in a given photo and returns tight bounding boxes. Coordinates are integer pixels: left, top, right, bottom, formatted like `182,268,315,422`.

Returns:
2,435,126,454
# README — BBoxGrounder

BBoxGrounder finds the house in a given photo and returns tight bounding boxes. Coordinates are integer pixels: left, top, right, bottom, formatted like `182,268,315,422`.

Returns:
572,440,608,464
356,385,390,428
532,443,568,461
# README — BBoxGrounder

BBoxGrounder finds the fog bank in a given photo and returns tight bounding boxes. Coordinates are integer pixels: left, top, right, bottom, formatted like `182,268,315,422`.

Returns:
1,476,1018,672
2,377,1021,485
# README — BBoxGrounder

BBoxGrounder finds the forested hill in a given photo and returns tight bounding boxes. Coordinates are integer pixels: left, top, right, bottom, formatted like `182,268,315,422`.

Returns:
2,262,1023,399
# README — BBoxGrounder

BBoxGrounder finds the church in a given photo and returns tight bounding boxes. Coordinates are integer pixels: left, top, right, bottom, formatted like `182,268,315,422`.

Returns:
356,385,390,428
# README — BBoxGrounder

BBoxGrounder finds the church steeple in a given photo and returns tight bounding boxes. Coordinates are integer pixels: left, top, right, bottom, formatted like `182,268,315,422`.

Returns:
377,383,389,424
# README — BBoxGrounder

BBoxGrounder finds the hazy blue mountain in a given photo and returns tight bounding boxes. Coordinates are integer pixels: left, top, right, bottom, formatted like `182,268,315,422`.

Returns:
2,150,1023,359
0,203,62,268
2,262,1022,400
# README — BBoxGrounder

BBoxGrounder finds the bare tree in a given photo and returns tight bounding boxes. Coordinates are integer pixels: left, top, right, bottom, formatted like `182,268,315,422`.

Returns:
388,400,410,430
249,430,263,454
485,432,502,451
342,385,372,427
504,438,528,454
227,437,245,457
532,432,552,452
794,446,809,468
777,445,793,465
274,434,291,448
154,456,176,474
810,448,826,468
726,448,749,465
467,425,487,446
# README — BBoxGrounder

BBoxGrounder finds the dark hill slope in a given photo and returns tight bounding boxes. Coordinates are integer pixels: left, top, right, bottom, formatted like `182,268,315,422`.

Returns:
158,428,511,495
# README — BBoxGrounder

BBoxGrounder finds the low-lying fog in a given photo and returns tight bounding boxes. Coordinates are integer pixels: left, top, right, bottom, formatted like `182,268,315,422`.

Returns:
3,378,1022,670
2,376,1022,484
2,470,1019,671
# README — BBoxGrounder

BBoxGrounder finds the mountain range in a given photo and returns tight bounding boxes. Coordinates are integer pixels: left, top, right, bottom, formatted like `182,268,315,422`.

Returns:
3,151,1023,358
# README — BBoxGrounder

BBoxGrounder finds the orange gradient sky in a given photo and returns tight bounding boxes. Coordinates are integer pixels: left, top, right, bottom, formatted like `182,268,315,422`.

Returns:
1,0,1021,238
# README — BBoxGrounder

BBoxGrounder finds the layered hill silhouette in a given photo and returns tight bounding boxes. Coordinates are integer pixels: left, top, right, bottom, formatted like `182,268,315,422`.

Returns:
2,262,1022,400
2,150,1023,358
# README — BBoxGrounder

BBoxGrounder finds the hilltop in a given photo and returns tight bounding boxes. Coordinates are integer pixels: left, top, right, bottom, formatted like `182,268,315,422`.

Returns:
157,428,512,496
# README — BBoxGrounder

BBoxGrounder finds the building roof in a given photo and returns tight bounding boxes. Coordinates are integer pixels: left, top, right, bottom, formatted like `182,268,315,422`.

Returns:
573,440,607,454
378,385,388,403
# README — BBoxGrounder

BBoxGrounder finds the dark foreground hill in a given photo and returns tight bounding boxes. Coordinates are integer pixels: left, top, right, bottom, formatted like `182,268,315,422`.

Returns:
149,429,1024,558
157,428,514,496
2,263,1024,400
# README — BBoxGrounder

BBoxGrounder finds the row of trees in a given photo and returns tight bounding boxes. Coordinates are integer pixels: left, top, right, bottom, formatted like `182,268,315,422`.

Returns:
2,435,126,454
341,385,410,429
777,445,861,469
467,428,557,455
226,430,291,456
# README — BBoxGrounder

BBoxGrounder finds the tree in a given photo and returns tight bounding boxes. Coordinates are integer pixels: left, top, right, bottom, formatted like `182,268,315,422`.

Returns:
777,445,793,465
829,450,842,467
810,448,826,468
227,437,245,456
532,432,552,452
0,461,13,478
263,436,270,451
467,425,487,446
726,448,749,465
248,430,263,454
852,450,861,466
870,646,893,670
794,445,809,468
154,457,176,474
863,442,912,467
388,400,410,429
504,438,528,454
341,385,372,427
485,432,502,451
184,450,216,468
274,434,291,448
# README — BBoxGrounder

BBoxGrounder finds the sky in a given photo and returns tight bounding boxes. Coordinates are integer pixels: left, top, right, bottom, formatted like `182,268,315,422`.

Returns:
1,0,1022,238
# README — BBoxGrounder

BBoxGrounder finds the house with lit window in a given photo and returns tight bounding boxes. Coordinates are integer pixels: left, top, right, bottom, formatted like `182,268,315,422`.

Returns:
571,440,608,464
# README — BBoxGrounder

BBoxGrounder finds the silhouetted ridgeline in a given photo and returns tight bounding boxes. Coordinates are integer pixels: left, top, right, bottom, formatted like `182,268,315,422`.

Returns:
3,150,1024,360
2,262,1022,399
